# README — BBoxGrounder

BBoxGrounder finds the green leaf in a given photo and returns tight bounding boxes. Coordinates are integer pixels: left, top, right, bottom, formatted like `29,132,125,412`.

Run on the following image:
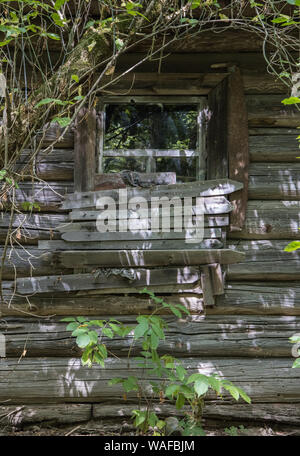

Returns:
282,97,300,105
170,305,182,318
165,384,180,398
72,327,87,337
54,0,69,10
175,393,185,409
108,377,123,385
51,12,66,27
60,317,76,322
286,0,300,5
284,241,300,252
134,320,149,339
223,383,240,401
52,116,71,127
88,330,98,344
292,358,300,368
123,376,139,392
77,317,87,323
66,322,78,331
102,327,114,339
236,387,251,404
194,380,209,397
76,333,91,348
176,365,187,382
150,332,159,350
71,74,79,83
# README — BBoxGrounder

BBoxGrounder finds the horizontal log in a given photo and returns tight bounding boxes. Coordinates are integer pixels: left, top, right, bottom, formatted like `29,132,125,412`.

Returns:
61,229,222,242
210,282,300,316
249,164,300,200
228,200,300,239
0,404,91,426
227,240,300,280
247,95,300,127
62,179,242,209
17,149,74,181
0,213,68,244
93,402,300,426
58,249,244,268
249,128,300,136
38,238,223,250
1,315,298,358
10,182,74,212
249,135,300,162
0,357,299,403
0,288,204,317
16,267,201,295
36,123,74,148
0,247,71,280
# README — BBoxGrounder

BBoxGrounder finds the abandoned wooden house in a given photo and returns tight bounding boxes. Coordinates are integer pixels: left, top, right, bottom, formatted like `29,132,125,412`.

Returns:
1,12,300,432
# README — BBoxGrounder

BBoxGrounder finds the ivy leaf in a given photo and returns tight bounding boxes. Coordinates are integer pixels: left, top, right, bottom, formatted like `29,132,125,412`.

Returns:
52,117,71,127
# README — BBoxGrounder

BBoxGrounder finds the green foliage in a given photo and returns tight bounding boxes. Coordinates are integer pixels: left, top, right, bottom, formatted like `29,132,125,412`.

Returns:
224,425,246,436
21,201,41,211
284,241,300,252
0,169,19,188
63,288,251,436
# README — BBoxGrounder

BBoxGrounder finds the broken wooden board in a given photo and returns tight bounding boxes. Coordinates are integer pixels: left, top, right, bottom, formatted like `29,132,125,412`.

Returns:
58,249,245,268
16,267,201,295
61,179,243,210
94,172,176,190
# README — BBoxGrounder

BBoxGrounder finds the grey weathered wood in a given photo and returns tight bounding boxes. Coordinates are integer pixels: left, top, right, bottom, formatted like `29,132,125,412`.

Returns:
36,123,74,148
103,149,196,158
227,67,249,231
249,128,300,136
249,177,300,201
39,238,223,251
62,179,242,209
0,247,71,280
0,357,299,403
249,135,300,162
200,266,215,307
58,249,245,268
209,263,224,296
16,267,201,294
0,404,91,426
12,182,73,212
17,149,74,181
61,228,221,242
210,281,300,316
0,213,68,244
247,95,300,127
228,200,300,239
206,77,228,179
74,108,96,192
93,402,300,426
0,288,204,317
227,240,300,280
2,315,299,358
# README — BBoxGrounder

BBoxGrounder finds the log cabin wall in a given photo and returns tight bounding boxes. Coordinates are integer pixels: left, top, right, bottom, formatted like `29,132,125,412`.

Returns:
1,44,300,430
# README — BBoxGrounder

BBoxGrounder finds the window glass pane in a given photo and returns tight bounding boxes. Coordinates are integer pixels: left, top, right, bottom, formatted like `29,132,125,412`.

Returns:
104,104,197,150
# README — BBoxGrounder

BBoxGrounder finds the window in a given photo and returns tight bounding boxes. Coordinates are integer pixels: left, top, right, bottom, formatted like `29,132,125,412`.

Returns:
97,97,207,182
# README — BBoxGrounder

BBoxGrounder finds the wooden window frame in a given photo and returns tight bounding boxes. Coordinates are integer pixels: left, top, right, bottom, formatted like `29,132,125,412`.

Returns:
96,96,207,182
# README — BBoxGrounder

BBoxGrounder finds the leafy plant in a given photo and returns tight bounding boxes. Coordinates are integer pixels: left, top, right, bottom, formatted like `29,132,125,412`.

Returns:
63,288,251,435
224,425,246,436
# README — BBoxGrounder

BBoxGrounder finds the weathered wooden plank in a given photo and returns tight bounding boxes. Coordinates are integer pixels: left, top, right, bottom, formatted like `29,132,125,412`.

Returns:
227,67,249,231
209,263,224,296
0,213,68,244
62,179,242,209
2,315,299,358
58,249,244,268
36,123,74,148
74,108,96,193
103,149,196,157
0,404,92,426
228,201,300,239
17,149,74,181
206,77,228,179
93,402,300,426
210,282,300,316
16,267,201,295
249,166,300,200
249,135,300,162
99,72,228,95
0,357,299,403
10,182,73,212
227,240,300,280
200,266,215,307
247,95,300,127
249,128,300,136
61,229,221,243
0,287,204,316
0,247,71,280
39,238,223,251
